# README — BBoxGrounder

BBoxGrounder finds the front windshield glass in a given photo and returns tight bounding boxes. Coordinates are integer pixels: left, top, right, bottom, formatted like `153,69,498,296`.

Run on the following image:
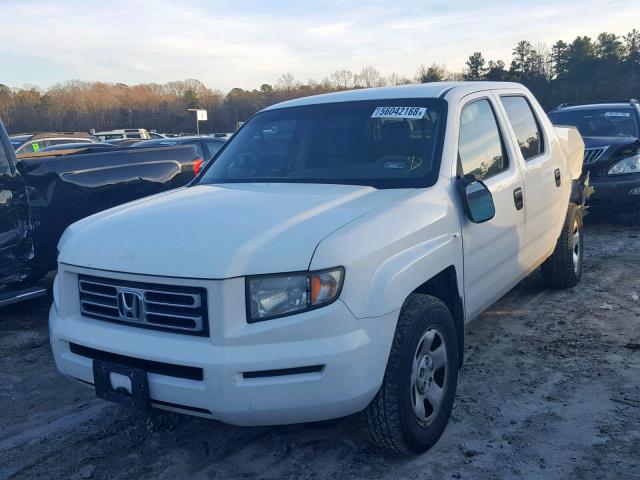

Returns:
549,108,639,138
198,99,447,189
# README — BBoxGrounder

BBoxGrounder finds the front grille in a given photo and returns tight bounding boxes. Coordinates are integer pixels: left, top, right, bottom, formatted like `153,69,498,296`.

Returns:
583,146,608,165
79,275,209,336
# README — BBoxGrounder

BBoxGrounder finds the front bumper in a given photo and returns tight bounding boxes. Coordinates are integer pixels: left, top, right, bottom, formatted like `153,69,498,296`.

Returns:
50,264,398,425
588,173,640,206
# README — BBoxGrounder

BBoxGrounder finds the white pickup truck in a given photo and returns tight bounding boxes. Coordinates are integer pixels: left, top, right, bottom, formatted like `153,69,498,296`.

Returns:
50,82,587,454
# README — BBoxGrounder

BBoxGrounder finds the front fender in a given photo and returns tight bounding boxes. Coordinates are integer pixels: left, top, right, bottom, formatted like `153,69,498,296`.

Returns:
359,234,462,318
310,186,464,319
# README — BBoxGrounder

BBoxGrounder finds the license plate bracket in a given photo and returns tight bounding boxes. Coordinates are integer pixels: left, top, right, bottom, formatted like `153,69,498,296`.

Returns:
93,360,150,411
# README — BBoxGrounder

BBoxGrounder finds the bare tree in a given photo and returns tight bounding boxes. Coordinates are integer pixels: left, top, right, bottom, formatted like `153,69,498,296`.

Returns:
355,66,385,88
387,72,413,85
330,69,355,89
276,73,300,92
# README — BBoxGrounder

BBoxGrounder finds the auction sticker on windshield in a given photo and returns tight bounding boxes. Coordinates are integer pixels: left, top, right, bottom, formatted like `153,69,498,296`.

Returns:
371,107,427,119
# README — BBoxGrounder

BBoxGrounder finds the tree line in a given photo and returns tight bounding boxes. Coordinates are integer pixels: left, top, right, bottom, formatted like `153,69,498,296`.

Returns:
1,29,638,135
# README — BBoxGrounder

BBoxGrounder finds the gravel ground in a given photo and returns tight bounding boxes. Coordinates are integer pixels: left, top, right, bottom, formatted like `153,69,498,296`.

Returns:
1,212,639,480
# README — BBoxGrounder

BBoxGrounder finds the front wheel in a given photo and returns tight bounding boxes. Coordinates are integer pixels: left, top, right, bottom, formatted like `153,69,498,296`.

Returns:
542,203,584,289
365,294,458,455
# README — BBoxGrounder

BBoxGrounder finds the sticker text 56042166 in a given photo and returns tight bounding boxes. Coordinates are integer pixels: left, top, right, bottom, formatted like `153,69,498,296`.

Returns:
371,107,427,120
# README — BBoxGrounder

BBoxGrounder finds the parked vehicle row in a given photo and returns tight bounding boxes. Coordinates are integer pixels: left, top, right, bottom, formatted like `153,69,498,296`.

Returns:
10,131,96,154
92,128,153,141
48,82,589,455
9,129,230,155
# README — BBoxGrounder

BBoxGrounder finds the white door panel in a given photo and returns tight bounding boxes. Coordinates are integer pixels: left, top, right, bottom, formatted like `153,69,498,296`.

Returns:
462,169,525,319
495,92,565,268
456,94,526,320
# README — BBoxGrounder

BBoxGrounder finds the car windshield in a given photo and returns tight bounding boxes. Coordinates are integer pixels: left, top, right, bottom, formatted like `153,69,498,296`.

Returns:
549,108,639,138
198,99,447,189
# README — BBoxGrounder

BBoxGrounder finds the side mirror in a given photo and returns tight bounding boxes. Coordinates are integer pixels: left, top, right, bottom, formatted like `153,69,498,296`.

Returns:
457,174,495,223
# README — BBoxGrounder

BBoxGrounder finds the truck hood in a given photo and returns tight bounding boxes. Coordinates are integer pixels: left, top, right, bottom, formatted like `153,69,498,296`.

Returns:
59,183,410,278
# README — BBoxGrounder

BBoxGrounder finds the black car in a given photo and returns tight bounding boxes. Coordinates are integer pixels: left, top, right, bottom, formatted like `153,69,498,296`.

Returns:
132,136,226,165
548,100,640,206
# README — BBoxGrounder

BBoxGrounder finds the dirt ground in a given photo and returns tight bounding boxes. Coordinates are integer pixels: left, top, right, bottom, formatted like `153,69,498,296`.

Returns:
1,211,639,480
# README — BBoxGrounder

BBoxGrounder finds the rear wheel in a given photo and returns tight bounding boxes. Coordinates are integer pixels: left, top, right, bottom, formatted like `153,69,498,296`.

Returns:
365,294,458,455
542,203,583,289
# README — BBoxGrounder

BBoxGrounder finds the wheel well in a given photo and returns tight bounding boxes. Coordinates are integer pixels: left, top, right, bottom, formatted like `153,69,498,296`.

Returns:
412,266,465,368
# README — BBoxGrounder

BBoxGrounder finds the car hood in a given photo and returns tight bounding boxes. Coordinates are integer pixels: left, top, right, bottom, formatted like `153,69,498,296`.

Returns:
58,183,411,278
582,136,639,150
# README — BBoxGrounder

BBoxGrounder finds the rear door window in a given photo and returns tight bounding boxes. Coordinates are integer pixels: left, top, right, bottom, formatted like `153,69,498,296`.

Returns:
501,96,544,160
458,99,508,180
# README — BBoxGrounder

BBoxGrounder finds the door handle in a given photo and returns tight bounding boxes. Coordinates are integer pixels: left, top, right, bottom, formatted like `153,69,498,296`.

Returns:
513,187,524,211
554,168,561,187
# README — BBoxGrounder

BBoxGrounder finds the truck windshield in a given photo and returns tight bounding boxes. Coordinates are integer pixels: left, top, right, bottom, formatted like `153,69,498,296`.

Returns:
548,108,639,138
198,99,447,189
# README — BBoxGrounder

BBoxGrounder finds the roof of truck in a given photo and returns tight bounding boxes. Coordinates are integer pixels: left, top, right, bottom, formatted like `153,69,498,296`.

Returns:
263,82,525,111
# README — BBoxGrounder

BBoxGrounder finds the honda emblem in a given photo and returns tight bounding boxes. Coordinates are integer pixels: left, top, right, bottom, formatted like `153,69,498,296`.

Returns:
118,289,143,320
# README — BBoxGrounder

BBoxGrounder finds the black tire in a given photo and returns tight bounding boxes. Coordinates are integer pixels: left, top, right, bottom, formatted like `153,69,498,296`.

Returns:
541,203,584,289
365,294,459,455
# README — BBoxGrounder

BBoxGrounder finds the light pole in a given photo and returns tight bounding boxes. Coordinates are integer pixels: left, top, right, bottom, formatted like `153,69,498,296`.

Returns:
187,109,207,136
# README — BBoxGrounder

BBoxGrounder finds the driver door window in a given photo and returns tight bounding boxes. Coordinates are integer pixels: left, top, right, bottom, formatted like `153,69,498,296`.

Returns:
458,99,508,180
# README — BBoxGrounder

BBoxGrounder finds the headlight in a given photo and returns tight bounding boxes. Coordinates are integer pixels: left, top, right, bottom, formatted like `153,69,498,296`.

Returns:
247,267,345,322
608,154,640,175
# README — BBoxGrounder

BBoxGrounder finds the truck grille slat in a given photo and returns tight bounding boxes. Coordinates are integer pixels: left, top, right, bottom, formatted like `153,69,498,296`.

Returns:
81,297,118,310
78,275,209,336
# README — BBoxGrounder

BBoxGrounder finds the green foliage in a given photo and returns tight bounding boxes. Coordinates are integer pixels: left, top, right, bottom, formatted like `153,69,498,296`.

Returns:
477,30,640,109
465,52,486,80
417,63,447,83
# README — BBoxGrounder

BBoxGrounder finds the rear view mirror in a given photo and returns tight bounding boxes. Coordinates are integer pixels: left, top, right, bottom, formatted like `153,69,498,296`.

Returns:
457,174,495,223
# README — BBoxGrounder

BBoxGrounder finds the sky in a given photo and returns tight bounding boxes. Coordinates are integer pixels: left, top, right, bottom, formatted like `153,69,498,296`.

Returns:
0,0,639,92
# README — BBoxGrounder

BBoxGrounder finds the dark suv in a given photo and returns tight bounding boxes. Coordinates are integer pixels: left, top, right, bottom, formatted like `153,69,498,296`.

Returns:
548,100,640,206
